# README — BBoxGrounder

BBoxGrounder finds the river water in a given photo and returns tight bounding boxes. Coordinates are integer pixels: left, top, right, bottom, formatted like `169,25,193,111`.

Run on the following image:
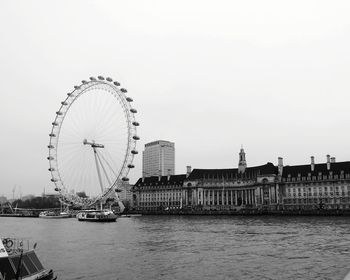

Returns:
1,216,350,280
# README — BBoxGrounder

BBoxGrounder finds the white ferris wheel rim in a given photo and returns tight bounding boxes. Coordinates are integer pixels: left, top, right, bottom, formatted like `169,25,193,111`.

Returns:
47,76,139,207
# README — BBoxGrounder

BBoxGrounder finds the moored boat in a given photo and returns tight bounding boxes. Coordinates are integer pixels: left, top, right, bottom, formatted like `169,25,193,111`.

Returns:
76,209,117,222
0,237,56,280
39,211,71,219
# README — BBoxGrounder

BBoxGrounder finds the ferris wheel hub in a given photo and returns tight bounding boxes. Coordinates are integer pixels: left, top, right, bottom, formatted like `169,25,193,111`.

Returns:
83,139,104,148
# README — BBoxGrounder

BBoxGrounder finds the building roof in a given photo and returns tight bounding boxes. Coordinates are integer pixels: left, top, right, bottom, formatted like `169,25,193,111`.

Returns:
282,161,350,178
134,174,187,186
144,140,174,147
187,162,277,180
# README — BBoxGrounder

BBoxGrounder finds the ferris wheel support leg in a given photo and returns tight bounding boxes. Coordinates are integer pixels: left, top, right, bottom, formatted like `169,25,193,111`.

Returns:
97,151,118,178
93,147,104,194
95,150,112,186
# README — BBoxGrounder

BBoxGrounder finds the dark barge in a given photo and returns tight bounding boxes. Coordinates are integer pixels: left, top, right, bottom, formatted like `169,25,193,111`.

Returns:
1,237,56,280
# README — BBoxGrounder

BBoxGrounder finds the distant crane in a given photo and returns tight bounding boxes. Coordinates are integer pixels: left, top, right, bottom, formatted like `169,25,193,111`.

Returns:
12,185,17,201
19,185,22,200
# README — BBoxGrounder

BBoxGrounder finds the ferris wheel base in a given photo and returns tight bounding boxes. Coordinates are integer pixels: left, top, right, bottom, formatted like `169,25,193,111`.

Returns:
77,210,117,222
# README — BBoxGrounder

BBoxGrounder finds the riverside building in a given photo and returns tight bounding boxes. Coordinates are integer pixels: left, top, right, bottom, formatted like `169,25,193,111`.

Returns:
183,148,279,210
133,174,186,211
142,140,175,177
133,148,350,213
281,155,350,210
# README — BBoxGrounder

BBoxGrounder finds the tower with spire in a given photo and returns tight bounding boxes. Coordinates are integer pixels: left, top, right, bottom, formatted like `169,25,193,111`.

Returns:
238,145,247,174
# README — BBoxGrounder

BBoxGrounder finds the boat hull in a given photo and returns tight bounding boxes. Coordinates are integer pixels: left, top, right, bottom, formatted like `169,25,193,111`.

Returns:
39,211,71,219
39,215,71,219
77,217,117,222
23,269,56,280
77,210,117,222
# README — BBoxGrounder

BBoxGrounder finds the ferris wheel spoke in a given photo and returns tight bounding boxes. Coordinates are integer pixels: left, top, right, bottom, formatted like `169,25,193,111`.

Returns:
61,126,83,142
97,124,129,140
95,150,113,185
104,146,123,169
95,114,127,138
59,141,82,145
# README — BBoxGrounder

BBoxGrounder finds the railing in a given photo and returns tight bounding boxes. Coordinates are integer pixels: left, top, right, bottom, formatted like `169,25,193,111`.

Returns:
1,237,29,255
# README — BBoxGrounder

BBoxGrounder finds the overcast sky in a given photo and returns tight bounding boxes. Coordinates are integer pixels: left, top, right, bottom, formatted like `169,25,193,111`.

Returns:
1,0,350,198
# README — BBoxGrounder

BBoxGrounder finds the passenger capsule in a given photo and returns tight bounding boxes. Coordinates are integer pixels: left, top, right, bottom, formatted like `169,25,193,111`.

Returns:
47,156,54,160
48,167,55,171
51,178,57,182
49,133,56,137
82,80,88,84
120,88,127,93
131,150,138,155
90,77,96,81
74,85,80,90
133,135,140,140
113,81,120,86
54,187,60,191
47,145,54,149
106,77,113,82
98,76,105,80
127,164,135,168
122,177,129,181
61,101,68,105
132,121,139,126
67,93,72,96
52,122,58,126
126,97,133,102
130,108,137,113
56,111,63,115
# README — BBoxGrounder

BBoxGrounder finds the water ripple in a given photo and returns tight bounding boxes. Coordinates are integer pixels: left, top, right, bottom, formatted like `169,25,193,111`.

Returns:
2,216,350,279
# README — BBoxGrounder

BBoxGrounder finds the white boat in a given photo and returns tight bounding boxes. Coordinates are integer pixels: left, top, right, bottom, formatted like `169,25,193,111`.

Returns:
39,211,71,219
39,200,71,219
77,209,117,222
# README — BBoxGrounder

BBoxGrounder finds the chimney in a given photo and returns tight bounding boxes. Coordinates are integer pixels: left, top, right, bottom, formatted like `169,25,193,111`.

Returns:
331,157,336,163
278,157,283,176
311,156,315,172
158,170,162,181
327,155,331,170
167,169,171,181
186,166,192,177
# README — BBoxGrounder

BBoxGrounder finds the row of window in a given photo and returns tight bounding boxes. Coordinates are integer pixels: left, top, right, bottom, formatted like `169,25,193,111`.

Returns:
138,185,183,189
287,182,349,187
287,192,349,197
140,191,182,202
139,201,181,207
284,198,350,204
284,173,350,182
287,186,350,193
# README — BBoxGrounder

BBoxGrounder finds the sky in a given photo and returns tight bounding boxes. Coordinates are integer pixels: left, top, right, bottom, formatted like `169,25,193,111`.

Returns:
0,0,350,198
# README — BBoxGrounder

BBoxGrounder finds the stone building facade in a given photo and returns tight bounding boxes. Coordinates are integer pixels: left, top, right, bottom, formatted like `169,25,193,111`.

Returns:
133,174,186,211
132,149,350,213
183,162,278,210
281,156,350,210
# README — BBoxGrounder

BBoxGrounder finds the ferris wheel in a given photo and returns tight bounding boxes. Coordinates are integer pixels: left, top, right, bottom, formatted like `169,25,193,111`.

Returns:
47,76,139,208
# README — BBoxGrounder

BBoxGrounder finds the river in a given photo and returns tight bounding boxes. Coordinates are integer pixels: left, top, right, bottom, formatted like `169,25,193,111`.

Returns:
1,216,350,279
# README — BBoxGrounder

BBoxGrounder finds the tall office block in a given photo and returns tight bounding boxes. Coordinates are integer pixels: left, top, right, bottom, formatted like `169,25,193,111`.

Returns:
142,140,175,177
